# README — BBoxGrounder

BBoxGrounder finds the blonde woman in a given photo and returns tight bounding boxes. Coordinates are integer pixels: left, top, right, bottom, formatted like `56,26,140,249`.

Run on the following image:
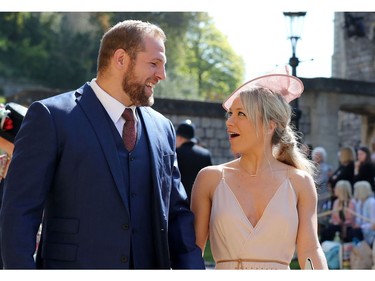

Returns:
353,181,375,246
320,180,356,242
191,66,328,270
328,146,355,193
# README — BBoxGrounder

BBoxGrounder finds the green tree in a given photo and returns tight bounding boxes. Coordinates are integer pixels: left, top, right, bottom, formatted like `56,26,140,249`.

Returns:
142,12,244,101
0,12,51,79
182,13,244,101
42,13,100,89
0,12,99,90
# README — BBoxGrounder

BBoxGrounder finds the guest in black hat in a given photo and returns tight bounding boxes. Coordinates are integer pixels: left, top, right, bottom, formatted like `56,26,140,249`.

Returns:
176,119,212,203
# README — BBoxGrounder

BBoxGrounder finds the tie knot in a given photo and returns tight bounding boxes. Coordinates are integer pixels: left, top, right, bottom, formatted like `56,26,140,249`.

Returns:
122,108,134,121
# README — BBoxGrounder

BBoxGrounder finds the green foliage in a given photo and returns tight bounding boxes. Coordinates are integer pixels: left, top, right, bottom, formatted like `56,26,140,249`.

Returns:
41,15,99,89
0,12,245,101
0,12,100,90
203,240,214,265
182,13,245,101
290,259,301,269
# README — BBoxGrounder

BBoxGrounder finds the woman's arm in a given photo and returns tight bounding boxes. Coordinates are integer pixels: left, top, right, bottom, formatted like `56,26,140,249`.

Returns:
190,166,220,254
293,170,329,269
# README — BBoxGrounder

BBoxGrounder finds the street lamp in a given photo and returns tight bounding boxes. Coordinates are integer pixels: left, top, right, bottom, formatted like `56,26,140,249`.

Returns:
283,11,306,132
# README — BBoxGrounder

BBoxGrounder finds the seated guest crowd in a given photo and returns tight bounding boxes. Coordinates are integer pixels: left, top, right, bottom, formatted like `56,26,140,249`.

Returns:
318,144,375,249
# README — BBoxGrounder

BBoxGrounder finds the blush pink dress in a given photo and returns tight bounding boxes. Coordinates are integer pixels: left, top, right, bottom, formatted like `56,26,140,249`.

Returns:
209,169,298,269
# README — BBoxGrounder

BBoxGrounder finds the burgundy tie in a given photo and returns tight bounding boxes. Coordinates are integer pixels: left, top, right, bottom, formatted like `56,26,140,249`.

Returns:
122,108,137,151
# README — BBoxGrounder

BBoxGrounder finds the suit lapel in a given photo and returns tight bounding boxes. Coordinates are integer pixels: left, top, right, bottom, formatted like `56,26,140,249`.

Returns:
75,83,130,210
137,107,162,186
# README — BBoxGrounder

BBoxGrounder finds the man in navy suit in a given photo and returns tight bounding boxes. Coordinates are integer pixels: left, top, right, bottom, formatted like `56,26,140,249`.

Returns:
0,20,205,269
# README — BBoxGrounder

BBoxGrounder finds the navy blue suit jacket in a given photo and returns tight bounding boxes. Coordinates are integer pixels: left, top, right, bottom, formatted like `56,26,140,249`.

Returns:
0,83,205,269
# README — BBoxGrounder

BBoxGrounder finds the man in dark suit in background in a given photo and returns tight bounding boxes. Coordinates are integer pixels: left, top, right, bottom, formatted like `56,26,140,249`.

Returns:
0,20,205,269
176,119,213,203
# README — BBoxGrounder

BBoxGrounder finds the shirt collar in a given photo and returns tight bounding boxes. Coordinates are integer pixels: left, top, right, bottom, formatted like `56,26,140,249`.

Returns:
90,78,138,123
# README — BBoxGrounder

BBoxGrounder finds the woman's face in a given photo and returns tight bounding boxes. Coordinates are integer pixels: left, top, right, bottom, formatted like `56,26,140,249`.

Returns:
334,187,341,198
225,96,265,154
357,149,367,163
313,152,323,164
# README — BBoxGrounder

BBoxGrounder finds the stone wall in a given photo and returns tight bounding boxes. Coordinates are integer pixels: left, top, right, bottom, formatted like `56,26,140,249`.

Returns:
301,77,375,169
152,98,233,165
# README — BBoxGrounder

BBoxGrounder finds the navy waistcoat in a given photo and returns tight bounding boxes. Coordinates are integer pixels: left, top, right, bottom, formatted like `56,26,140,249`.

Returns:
110,111,156,268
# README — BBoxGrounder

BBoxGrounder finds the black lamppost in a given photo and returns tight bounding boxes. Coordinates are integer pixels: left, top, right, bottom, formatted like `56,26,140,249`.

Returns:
283,12,306,132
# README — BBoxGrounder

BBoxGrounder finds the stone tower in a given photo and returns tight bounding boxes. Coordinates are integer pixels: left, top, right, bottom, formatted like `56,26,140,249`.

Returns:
332,12,375,149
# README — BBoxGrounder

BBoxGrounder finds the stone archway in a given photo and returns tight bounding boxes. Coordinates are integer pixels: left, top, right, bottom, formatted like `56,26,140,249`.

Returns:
300,77,375,169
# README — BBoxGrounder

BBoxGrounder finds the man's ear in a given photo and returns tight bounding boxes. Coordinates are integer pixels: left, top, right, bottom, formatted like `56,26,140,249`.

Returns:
113,49,130,70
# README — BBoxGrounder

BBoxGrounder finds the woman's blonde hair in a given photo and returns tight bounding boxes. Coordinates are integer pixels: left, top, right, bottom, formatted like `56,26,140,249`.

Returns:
353,181,374,201
334,180,353,201
240,87,315,176
339,146,355,165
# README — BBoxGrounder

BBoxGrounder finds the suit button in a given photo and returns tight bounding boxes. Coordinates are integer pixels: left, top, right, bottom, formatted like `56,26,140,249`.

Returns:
120,255,128,263
122,224,129,230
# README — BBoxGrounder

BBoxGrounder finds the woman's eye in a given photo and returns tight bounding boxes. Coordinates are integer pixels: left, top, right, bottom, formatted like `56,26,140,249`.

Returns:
225,112,232,119
238,111,246,117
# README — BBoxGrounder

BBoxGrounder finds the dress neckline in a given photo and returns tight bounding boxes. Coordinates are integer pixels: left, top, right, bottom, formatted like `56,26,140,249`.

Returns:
220,177,288,229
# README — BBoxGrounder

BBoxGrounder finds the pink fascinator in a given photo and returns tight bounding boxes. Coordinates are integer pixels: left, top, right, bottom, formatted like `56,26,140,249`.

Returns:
222,65,304,110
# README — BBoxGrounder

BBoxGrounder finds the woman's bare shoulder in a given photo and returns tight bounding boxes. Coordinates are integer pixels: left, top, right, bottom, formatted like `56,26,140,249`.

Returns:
198,159,237,176
195,160,237,188
198,163,224,179
287,166,316,194
288,167,314,182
